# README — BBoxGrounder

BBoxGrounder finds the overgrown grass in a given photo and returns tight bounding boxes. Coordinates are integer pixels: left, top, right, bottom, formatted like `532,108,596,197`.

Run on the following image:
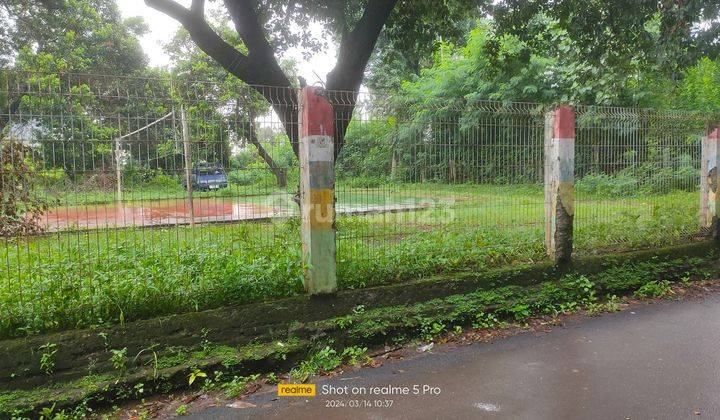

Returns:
0,182,702,338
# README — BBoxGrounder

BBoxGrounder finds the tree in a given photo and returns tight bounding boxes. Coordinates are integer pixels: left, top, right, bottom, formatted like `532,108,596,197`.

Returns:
164,21,297,187
1,0,148,135
145,0,403,158
1,0,147,74
676,57,720,112
491,0,720,80
365,0,480,93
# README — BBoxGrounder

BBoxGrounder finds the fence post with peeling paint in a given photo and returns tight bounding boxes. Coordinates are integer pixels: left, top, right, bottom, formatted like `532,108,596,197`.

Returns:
544,105,575,264
298,86,337,294
700,125,720,239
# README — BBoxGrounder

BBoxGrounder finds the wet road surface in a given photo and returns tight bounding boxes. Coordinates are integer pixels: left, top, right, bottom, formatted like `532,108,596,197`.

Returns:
188,291,720,419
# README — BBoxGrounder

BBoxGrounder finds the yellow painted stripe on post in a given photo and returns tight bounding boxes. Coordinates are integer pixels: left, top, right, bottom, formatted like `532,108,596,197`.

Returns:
309,188,334,228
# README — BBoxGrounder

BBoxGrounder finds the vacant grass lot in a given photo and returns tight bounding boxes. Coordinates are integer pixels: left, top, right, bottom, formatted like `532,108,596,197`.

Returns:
0,183,700,338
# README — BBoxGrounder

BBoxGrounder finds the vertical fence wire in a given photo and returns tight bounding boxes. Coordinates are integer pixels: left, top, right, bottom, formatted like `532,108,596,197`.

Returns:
574,105,708,254
0,69,713,338
0,71,301,336
331,91,546,287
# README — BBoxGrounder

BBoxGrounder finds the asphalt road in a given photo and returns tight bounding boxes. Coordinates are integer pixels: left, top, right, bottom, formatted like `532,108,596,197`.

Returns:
188,291,720,419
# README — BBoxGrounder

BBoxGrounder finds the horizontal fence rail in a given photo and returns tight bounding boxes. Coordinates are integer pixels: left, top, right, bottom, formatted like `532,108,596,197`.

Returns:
0,69,713,338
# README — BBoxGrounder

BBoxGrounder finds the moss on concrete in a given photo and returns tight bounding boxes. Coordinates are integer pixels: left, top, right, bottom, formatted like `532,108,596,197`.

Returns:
0,339,308,418
0,241,716,416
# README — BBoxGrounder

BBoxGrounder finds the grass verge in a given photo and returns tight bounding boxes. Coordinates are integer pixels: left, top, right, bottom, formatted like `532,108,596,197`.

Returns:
0,241,716,418
0,185,702,338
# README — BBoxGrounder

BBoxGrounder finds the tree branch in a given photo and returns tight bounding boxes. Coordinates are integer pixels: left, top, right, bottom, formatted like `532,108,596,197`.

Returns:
145,0,299,155
219,1,298,153
246,120,287,187
326,0,399,92
326,0,399,156
145,0,253,82
190,0,204,14
0,96,21,134
223,1,275,62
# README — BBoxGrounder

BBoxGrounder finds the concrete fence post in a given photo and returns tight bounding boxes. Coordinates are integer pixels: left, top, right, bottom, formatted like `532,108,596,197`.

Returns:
298,86,337,294
544,105,575,264
114,137,123,203
180,106,195,227
700,125,720,238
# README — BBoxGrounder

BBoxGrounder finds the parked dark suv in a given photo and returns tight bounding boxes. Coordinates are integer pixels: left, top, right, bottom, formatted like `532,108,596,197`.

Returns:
183,162,228,191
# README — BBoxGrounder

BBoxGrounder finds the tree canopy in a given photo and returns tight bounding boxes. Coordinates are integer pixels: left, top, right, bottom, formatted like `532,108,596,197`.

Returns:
3,0,720,188
1,0,147,73
144,0,490,157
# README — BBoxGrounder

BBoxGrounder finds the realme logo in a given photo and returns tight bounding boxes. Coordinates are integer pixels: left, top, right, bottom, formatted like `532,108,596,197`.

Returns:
278,383,316,397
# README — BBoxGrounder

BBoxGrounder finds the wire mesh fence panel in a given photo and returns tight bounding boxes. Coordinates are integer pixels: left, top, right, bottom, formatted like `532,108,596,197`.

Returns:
0,71,303,337
333,92,547,288
574,106,709,254
0,69,715,339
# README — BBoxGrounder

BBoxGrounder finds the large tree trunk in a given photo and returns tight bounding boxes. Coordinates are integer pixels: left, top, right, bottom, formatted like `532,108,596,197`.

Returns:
245,119,287,188
145,0,398,162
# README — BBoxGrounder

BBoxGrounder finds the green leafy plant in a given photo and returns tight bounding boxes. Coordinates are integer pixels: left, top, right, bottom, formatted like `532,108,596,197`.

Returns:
634,280,673,298
337,305,366,329
0,140,52,237
188,368,207,386
473,312,500,329
586,295,621,315
342,346,370,366
133,382,145,396
109,348,128,375
291,347,341,382
420,321,446,340
175,404,187,416
38,343,58,375
509,304,531,321
680,274,692,286
265,372,279,385
222,374,260,398
39,403,56,419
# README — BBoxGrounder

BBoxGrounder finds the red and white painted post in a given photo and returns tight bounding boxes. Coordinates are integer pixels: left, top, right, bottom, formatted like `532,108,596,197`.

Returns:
700,125,720,238
544,105,575,264
298,86,337,294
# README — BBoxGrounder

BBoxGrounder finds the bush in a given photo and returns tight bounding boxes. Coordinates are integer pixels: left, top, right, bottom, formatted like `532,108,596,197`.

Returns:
122,162,160,187
231,149,257,169
577,156,697,198
0,141,50,237
38,168,68,188
641,160,696,194
227,167,277,187
339,176,386,189
145,172,180,189
576,172,637,197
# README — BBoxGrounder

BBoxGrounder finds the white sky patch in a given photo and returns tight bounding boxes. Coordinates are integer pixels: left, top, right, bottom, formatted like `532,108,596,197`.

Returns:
117,0,337,83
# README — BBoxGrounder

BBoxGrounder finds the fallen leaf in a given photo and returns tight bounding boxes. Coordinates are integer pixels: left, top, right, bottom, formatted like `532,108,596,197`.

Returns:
227,401,257,409
418,343,434,352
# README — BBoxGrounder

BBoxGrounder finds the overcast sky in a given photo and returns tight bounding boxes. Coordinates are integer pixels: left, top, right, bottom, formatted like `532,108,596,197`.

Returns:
117,1,337,84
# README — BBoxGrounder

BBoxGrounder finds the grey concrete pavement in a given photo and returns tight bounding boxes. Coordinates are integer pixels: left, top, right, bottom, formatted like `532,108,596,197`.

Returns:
188,292,720,419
